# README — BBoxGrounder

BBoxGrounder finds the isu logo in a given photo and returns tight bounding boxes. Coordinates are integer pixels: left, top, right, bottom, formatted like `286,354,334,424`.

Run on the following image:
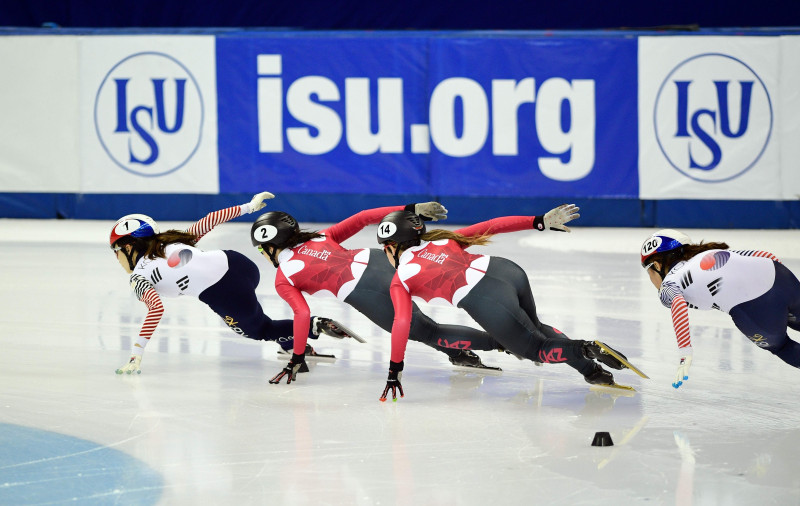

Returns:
94,52,205,177
653,53,773,183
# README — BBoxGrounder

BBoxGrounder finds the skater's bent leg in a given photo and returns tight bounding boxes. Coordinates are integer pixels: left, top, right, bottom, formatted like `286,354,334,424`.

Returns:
345,256,501,356
773,337,800,367
485,257,540,323
199,251,296,349
434,323,501,351
459,279,595,375
731,294,800,368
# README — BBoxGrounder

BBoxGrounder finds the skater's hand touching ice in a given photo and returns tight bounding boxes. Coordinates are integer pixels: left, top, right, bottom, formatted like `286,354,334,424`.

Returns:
116,355,142,375
269,353,307,384
672,349,692,388
380,361,404,402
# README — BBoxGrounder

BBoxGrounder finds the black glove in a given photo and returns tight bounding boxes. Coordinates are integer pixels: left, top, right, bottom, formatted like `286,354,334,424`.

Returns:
269,353,308,384
380,361,405,402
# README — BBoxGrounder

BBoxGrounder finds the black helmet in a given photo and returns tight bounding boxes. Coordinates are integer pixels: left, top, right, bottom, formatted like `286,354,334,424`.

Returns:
251,211,299,248
377,210,426,246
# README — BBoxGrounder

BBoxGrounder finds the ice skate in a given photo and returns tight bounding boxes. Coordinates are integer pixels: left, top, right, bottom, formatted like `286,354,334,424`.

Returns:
278,344,336,361
584,340,650,379
449,350,502,371
583,363,615,386
583,364,636,391
313,317,366,343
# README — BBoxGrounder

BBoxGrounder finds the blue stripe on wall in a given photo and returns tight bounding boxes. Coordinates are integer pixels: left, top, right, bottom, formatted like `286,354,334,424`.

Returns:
1,193,798,228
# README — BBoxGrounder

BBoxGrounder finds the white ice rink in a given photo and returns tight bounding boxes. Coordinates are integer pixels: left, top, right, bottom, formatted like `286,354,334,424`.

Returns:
1,218,799,505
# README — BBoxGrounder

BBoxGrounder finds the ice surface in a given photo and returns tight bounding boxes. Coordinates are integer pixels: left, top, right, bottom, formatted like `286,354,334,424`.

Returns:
1,219,798,505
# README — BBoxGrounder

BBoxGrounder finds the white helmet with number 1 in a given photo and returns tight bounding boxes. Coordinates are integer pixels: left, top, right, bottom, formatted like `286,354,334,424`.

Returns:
109,214,160,247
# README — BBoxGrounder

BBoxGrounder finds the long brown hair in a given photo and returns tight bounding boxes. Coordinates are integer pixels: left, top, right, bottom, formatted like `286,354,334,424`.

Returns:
420,229,493,248
281,230,325,249
141,230,199,259
652,240,730,272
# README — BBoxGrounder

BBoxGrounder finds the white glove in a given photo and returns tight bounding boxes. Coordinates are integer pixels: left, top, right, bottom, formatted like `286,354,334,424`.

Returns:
245,191,275,214
414,202,448,221
116,355,142,375
542,204,580,232
672,349,692,388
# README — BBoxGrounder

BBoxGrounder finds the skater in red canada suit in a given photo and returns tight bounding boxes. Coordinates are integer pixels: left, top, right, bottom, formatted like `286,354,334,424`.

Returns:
109,191,352,375
641,229,800,388
377,205,634,401
250,202,505,385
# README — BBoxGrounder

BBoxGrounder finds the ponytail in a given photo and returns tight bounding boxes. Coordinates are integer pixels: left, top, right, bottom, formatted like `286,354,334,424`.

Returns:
420,229,492,247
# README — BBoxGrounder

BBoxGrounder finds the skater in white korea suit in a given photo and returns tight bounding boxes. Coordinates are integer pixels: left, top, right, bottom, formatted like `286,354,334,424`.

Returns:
640,229,800,388
109,191,352,374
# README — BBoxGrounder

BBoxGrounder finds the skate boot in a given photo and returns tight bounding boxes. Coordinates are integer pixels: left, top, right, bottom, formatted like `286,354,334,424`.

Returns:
304,343,336,360
449,350,502,371
278,343,336,360
583,341,627,370
583,363,615,386
312,317,366,343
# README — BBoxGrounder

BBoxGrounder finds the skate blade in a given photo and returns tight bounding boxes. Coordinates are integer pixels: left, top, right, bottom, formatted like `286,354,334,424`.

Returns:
322,321,367,343
337,322,367,343
277,349,336,361
451,364,503,374
594,340,650,379
590,382,636,394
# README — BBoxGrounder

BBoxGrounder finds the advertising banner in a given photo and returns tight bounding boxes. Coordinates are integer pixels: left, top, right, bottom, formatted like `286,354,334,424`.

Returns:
779,36,800,200
78,36,219,194
0,36,81,192
216,34,638,198
216,35,431,195
426,37,638,197
638,36,781,200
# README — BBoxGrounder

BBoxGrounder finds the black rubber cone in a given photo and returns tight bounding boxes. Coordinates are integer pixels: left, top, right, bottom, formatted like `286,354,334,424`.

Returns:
591,431,614,447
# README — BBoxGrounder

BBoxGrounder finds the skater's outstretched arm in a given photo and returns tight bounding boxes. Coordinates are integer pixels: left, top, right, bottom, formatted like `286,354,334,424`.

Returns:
379,274,414,402
116,275,164,374
388,276,414,364
323,206,405,244
731,249,782,263
659,278,694,389
187,191,274,241
324,202,447,245
275,270,313,356
454,204,580,237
